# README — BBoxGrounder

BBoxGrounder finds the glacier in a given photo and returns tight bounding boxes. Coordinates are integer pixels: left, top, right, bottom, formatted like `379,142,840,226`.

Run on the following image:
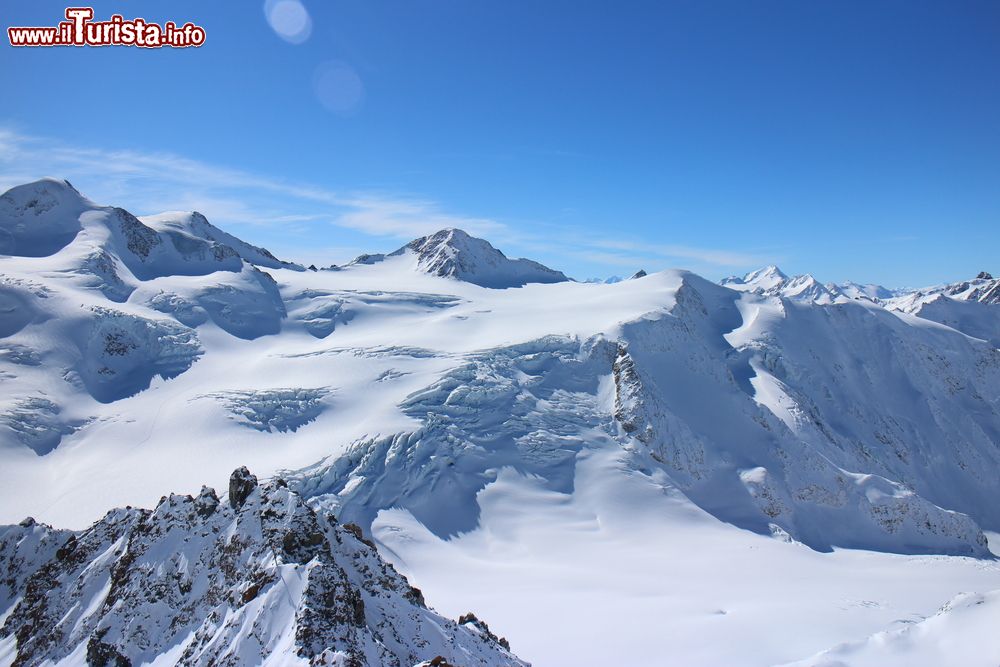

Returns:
1,178,999,666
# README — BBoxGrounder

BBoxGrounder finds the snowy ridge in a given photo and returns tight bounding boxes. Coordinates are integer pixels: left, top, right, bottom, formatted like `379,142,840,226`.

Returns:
0,179,296,303
287,274,996,557
722,265,842,304
725,264,999,311
886,271,1000,310
0,468,525,667
3,179,1000,665
722,265,1000,350
142,211,303,271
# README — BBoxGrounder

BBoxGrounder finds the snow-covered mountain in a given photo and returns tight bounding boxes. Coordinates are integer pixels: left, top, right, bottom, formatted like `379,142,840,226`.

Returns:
345,228,569,288
837,281,900,301
723,265,1000,349
722,265,842,304
0,467,524,666
891,271,1000,307
142,211,304,271
725,265,998,309
2,179,1000,666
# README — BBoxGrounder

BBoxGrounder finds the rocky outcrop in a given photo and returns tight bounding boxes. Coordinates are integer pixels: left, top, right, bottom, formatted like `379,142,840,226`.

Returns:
0,469,526,667
228,466,258,509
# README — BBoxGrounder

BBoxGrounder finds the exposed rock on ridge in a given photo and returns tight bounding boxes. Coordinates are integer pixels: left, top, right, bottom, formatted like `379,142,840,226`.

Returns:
0,468,526,667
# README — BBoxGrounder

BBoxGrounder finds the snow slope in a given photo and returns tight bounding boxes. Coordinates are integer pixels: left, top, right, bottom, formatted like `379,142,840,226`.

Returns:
781,589,1000,667
2,180,1000,666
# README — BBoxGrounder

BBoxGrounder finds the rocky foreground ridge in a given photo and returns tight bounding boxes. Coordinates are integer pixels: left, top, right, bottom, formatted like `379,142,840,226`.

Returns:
0,468,525,667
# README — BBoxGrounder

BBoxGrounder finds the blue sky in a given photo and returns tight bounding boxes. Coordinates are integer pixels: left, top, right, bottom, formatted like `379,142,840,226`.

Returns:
2,1,998,285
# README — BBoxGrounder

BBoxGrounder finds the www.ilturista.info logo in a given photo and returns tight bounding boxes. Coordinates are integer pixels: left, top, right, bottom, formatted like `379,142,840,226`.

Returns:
8,7,206,48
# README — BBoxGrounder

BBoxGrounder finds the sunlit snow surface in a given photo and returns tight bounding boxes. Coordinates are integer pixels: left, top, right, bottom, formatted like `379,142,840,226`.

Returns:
2,180,1000,666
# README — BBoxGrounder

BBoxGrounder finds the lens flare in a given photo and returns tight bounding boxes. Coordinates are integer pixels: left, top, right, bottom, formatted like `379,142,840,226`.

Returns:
313,61,365,114
264,0,311,44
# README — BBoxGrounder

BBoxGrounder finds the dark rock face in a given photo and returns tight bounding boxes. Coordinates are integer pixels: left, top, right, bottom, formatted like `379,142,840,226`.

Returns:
86,629,131,667
930,272,1000,305
228,466,258,509
112,208,161,260
630,269,648,279
971,280,1000,305
0,469,525,667
194,486,219,517
459,611,513,652
612,345,647,441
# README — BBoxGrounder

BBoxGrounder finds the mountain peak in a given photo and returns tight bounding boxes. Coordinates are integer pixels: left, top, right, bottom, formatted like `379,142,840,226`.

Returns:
744,264,788,283
403,227,489,257
721,264,788,293
0,178,92,257
400,228,570,288
2,177,84,202
141,210,301,271
350,227,570,288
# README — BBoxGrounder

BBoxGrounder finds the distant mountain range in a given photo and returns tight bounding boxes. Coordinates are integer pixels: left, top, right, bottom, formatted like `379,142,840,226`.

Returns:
1,179,998,666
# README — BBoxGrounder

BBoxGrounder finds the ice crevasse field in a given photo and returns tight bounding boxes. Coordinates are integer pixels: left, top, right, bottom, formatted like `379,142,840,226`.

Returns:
1,179,1000,666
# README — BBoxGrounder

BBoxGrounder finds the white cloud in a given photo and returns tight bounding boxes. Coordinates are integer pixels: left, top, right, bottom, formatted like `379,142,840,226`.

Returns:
0,127,506,241
0,126,777,277
335,195,508,239
582,237,766,267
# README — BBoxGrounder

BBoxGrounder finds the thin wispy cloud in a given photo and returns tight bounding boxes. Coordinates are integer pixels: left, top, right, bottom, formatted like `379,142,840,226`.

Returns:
583,237,767,267
335,195,509,239
0,127,498,240
0,126,776,277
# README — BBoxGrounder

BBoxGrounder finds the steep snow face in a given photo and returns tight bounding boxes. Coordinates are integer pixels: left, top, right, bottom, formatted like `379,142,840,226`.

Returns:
0,179,298,306
75,307,203,403
873,273,1000,347
0,469,525,667
352,228,570,288
95,206,244,281
142,211,304,271
0,276,205,457
893,294,1000,349
620,276,999,553
288,274,995,557
141,266,287,340
0,179,89,258
4,180,1000,666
